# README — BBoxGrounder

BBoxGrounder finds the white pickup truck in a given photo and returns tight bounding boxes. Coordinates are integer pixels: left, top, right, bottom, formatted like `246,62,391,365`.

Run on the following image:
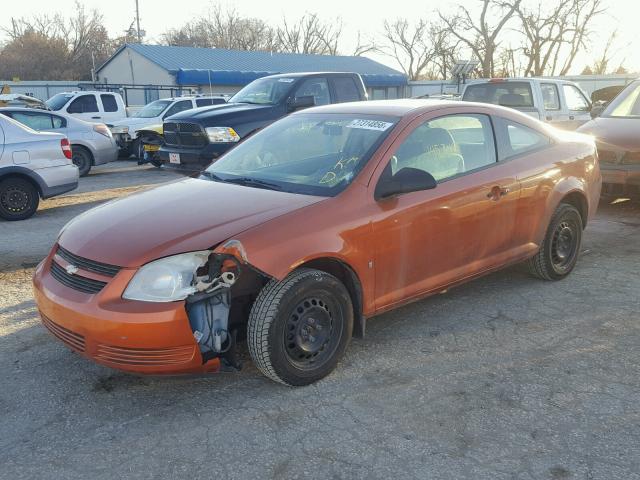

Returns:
45,91,127,123
462,78,592,130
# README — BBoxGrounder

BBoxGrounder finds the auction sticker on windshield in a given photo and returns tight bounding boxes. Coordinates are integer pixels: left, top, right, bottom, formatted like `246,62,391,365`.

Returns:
347,119,394,131
278,78,295,83
169,153,180,164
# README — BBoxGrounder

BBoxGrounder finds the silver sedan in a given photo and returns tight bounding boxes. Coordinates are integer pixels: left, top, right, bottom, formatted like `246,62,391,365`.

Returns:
0,107,118,176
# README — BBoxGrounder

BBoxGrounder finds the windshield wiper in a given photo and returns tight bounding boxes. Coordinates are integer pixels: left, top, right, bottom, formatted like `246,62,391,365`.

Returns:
200,171,225,182
223,177,283,191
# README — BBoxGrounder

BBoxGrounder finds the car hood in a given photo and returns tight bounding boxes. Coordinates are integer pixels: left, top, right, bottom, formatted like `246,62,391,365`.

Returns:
110,117,157,129
58,178,326,268
578,117,640,152
167,102,277,124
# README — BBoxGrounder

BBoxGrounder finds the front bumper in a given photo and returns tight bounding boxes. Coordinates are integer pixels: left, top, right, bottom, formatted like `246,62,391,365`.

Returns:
158,143,233,170
32,248,220,375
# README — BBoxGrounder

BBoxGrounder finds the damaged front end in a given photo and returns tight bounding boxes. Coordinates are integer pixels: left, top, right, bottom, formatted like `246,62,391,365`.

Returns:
183,243,270,371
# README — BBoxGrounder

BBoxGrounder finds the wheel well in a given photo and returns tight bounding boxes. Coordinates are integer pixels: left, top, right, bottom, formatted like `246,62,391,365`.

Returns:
561,191,588,228
71,144,94,165
298,258,365,338
0,172,42,197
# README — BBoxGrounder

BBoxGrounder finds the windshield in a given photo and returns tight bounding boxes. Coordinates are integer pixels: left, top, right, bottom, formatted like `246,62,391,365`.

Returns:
45,93,74,111
603,81,640,118
229,77,296,105
205,113,398,196
134,100,172,118
463,82,534,108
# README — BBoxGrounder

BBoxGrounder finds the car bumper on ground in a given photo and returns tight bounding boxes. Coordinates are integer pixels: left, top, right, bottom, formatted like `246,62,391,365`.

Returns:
32,247,220,375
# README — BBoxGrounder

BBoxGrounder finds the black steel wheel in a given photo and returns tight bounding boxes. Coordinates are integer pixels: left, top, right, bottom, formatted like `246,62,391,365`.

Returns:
0,177,39,221
248,269,353,386
72,146,92,177
527,203,583,280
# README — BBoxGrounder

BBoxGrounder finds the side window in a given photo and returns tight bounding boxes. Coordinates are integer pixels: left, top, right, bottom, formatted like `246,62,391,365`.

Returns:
390,114,496,182
294,78,331,106
165,100,193,117
11,112,54,130
51,115,66,128
563,85,590,112
332,77,361,103
495,118,551,160
540,83,560,110
67,95,99,114
101,94,118,112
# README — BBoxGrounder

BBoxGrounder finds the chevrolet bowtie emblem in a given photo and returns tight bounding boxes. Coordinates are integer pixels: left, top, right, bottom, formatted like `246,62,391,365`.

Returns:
66,264,79,275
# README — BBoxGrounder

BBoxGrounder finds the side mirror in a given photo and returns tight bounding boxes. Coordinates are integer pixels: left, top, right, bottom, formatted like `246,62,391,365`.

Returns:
288,95,315,111
375,167,437,201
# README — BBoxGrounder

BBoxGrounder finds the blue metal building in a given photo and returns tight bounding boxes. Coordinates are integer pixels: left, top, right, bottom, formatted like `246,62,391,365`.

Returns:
96,44,408,104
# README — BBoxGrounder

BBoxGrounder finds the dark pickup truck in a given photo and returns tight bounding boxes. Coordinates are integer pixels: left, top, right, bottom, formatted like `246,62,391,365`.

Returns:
158,72,367,171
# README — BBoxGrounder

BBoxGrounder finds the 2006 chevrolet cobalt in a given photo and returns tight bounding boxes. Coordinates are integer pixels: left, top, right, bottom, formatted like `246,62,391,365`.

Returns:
33,100,601,386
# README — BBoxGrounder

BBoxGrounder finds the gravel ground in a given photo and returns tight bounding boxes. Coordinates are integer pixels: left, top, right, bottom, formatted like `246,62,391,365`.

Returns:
0,164,638,480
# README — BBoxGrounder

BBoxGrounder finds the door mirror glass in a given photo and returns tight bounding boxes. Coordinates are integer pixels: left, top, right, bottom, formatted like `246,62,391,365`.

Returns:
375,167,437,200
288,95,316,111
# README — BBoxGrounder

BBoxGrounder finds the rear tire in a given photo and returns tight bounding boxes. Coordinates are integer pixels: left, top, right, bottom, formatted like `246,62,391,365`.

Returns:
247,269,353,386
527,203,583,280
72,146,92,177
0,177,39,221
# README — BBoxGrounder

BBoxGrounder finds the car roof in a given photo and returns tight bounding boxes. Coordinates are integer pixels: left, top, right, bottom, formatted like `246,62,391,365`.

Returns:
263,72,360,80
293,99,463,117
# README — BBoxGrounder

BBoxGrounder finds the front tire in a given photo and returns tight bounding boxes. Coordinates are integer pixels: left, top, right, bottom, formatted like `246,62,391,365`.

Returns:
0,177,39,221
527,203,583,280
248,269,353,386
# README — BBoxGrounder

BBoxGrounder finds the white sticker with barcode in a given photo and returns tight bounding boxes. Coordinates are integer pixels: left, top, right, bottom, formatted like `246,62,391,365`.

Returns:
346,119,394,131
278,78,295,83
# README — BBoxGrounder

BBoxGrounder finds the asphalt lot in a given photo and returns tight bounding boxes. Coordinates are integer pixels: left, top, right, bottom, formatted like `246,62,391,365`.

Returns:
0,161,639,479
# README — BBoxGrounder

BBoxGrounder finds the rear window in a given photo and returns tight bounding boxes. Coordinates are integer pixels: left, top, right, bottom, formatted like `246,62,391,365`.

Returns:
332,77,361,103
463,82,534,108
196,98,226,107
101,94,118,112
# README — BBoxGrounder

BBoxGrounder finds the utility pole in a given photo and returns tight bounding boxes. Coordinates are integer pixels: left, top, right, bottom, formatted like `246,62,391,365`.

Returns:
135,0,142,43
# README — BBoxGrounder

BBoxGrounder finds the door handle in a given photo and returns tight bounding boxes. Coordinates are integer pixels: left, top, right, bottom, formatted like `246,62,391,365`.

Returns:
91,116,101,119
487,186,510,200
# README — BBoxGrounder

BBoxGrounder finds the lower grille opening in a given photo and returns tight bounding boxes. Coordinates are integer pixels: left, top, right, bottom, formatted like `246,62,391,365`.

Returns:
41,313,86,353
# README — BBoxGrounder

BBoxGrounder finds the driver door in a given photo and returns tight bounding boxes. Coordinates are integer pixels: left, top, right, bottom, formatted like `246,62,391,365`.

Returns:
371,113,521,310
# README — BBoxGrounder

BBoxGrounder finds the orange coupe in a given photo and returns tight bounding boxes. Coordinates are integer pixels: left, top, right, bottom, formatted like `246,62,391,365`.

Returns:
33,100,601,386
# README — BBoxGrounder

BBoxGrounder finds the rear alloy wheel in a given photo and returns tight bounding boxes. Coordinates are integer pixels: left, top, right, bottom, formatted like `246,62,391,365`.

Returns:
248,269,353,386
72,147,92,177
0,177,39,221
527,203,583,280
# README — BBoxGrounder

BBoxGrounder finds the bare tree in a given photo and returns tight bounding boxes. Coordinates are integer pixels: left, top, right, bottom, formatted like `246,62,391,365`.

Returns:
439,0,522,78
516,0,604,76
276,13,343,55
0,2,113,80
163,5,278,51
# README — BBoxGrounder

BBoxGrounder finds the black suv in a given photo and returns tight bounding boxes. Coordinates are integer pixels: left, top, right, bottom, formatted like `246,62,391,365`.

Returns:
158,72,367,171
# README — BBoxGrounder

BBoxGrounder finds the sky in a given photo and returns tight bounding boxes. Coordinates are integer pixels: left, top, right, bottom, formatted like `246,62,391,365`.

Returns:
1,0,637,75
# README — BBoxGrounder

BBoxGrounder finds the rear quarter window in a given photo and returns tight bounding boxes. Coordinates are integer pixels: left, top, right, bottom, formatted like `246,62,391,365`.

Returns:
464,82,534,108
332,77,362,103
494,117,551,160
101,94,119,112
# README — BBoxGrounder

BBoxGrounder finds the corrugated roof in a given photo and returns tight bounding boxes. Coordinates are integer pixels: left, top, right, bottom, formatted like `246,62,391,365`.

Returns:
98,44,407,87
